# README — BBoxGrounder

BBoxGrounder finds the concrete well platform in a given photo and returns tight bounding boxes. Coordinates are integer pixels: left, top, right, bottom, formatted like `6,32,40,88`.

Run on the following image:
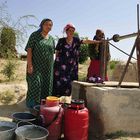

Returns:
72,81,140,139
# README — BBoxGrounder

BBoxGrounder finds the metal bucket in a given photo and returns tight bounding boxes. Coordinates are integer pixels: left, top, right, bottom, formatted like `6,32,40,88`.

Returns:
0,121,16,140
12,112,37,125
15,122,49,140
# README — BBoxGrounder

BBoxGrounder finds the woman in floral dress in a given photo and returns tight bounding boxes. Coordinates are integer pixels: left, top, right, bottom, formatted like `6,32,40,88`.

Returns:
53,24,101,96
25,19,55,108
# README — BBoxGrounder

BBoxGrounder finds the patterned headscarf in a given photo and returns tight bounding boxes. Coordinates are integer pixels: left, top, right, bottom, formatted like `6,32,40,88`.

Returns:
94,29,105,40
63,23,75,33
38,18,53,32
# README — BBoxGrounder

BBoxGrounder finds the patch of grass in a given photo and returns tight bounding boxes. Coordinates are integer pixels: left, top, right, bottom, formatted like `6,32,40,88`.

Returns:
78,73,87,81
0,59,21,82
0,90,15,104
106,131,140,139
107,60,121,79
106,131,128,139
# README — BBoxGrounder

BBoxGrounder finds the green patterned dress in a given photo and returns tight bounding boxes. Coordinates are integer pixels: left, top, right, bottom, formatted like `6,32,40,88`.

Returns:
25,31,55,108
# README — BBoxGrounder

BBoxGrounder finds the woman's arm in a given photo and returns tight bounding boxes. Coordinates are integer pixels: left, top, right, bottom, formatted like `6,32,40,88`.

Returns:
55,38,64,57
27,48,33,74
82,39,102,44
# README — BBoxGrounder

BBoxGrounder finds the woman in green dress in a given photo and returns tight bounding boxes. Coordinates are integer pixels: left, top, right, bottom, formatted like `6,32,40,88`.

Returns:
25,19,55,108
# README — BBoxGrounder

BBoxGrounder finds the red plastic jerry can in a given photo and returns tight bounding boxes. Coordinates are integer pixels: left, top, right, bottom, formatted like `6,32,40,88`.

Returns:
40,96,63,140
64,99,89,140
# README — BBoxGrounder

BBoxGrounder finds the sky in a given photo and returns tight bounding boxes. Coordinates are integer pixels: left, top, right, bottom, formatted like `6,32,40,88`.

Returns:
1,0,140,60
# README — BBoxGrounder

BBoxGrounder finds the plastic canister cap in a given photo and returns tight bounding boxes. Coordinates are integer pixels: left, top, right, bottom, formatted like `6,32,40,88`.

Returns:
46,96,60,101
71,99,84,105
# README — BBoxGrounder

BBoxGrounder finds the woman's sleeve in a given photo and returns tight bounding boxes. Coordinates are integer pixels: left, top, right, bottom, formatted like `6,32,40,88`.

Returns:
80,39,83,44
55,38,63,51
25,32,35,51
76,37,83,48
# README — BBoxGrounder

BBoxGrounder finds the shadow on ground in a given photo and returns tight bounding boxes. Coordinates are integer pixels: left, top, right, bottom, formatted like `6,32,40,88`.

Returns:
0,98,28,118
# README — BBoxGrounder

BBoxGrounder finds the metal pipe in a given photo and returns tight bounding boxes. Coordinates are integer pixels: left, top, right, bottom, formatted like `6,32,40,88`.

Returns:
136,4,140,88
137,4,140,31
109,32,138,42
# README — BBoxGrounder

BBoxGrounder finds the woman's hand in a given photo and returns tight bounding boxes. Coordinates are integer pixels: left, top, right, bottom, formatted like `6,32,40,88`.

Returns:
83,40,104,44
27,48,33,74
27,64,33,74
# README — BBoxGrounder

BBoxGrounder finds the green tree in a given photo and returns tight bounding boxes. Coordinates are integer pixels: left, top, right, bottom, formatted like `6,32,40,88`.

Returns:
74,32,89,64
74,32,79,38
0,27,16,58
0,1,38,58
79,43,89,64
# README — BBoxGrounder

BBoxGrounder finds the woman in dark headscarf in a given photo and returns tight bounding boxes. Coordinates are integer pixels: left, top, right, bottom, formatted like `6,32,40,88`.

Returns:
87,29,110,81
25,19,55,108
53,24,101,97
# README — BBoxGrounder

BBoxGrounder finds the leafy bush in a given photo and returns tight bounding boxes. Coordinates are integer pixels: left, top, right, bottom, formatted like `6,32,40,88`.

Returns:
79,44,89,64
73,33,89,64
109,60,119,70
1,60,17,81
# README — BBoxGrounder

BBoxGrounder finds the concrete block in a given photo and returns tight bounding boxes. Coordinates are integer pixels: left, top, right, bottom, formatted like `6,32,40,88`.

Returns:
72,81,140,139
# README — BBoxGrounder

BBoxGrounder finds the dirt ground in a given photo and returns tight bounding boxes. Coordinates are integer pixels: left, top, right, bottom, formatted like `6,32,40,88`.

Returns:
0,59,140,140
0,59,28,118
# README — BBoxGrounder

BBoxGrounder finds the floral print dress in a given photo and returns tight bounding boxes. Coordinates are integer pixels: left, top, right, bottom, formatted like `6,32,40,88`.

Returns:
53,37,81,96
